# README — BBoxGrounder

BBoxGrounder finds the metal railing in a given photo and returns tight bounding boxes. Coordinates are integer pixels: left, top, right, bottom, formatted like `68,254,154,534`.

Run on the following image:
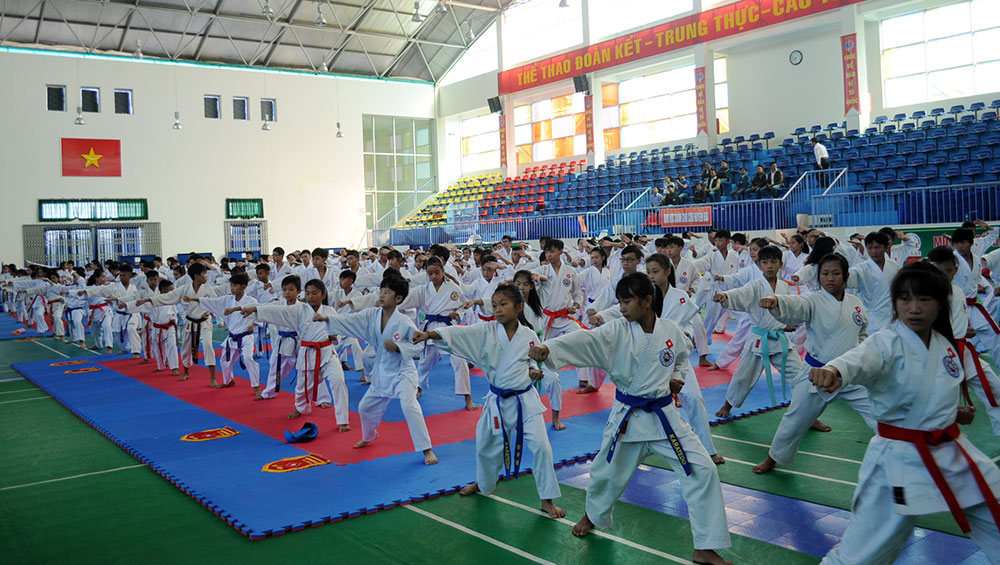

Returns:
811,182,1000,228
374,177,438,231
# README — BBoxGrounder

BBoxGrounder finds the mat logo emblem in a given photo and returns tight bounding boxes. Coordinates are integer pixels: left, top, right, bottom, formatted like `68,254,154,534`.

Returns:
65,367,99,373
181,426,241,442
11,329,26,335
51,360,88,367
14,337,40,342
262,453,330,473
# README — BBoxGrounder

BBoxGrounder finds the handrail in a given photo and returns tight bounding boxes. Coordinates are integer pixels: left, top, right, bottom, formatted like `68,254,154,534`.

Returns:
375,177,438,230
623,187,652,210
820,168,849,196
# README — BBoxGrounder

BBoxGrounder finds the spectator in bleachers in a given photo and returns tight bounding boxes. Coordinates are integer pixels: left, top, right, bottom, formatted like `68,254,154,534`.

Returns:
677,173,689,192
661,184,686,206
692,182,708,204
732,167,751,199
663,174,676,192
706,169,723,202
765,162,784,197
650,186,664,207
717,160,731,182
811,137,830,170
742,164,768,200
701,162,714,183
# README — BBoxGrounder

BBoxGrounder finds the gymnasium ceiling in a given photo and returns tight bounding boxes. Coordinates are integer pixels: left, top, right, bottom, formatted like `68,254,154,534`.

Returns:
0,0,513,82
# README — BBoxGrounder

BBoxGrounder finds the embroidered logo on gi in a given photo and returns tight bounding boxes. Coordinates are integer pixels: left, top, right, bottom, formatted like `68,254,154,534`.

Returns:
181,426,240,442
658,348,675,367
680,297,686,304
852,309,864,326
261,453,330,473
393,333,400,341
562,276,571,287
64,367,100,373
449,291,459,301
679,273,688,285
943,355,961,378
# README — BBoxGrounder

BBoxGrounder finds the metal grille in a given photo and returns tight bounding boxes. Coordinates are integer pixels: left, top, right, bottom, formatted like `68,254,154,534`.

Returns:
23,222,162,266
225,220,268,255
46,86,65,111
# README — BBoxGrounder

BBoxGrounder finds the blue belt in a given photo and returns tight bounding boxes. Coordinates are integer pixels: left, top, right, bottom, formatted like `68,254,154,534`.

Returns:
610,390,690,475
750,326,789,405
804,352,824,368
489,383,533,480
423,313,453,330
275,331,299,393
226,330,253,369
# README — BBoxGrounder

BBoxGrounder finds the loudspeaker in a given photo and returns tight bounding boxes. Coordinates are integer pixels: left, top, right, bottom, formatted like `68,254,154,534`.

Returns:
573,74,590,95
487,96,502,114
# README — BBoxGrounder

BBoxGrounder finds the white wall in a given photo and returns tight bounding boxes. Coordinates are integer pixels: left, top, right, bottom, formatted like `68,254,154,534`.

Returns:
0,49,435,264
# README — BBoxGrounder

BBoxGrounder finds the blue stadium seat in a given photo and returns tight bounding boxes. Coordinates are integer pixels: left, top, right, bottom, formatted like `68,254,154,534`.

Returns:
898,167,917,181
983,133,1000,146
917,139,937,152
920,119,937,129
927,127,946,139
940,163,961,177
949,149,970,163
869,157,887,170
898,142,916,155
908,129,926,142
930,107,946,121
972,147,993,161
888,132,906,144
929,177,950,187
912,179,928,188
887,181,906,190
878,144,896,157
860,145,878,159
959,135,980,148
911,110,927,121
901,122,916,132
843,148,860,161
938,136,958,151
850,159,868,171
918,165,939,179
877,169,896,182
907,153,927,167
970,102,986,116
970,121,988,134
858,171,877,184
888,155,907,168
964,162,984,176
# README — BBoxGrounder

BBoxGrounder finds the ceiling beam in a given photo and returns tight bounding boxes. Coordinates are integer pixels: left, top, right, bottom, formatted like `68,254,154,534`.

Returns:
31,0,45,44
115,2,137,52
192,0,224,60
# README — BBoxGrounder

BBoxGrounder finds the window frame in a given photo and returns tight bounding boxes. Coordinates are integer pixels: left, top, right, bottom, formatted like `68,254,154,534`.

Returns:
225,198,265,219
38,199,149,222
261,98,277,122
113,89,133,115
81,87,100,113
204,95,221,119
233,96,249,121
47,85,66,112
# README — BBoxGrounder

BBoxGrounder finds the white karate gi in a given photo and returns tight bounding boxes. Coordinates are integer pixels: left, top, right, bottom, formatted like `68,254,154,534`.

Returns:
694,248,740,341
326,307,431,452
403,280,472,396
151,283,219,369
543,317,731,550
948,285,1000,436
86,281,142,354
199,294,260,386
260,301,298,400
62,278,88,343
846,257,900,334
435,321,560,500
128,298,179,371
534,262,586,393
672,257,710,358
966,249,1000,363
85,295,114,349
821,321,1000,564
714,263,764,369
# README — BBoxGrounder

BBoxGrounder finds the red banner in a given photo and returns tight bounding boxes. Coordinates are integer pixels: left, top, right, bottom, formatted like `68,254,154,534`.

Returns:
695,66,708,136
498,0,864,95
498,114,508,169
584,94,595,156
660,207,713,228
61,138,122,177
841,33,861,116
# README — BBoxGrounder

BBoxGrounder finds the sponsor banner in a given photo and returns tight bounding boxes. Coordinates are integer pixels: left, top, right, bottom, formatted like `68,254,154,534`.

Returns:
660,206,713,228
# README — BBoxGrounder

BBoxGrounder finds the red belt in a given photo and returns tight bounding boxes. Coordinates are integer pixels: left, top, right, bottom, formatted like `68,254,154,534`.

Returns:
967,297,1000,334
300,340,332,402
85,303,107,328
877,422,1000,534
478,314,495,322
542,308,587,338
153,320,176,362
957,338,998,407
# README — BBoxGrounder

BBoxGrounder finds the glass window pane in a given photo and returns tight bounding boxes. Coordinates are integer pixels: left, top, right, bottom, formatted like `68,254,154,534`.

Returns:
716,108,730,134
925,2,970,41
671,90,696,117
502,0,582,67
619,76,645,103
364,154,375,189
972,0,1000,31
571,92,585,114
620,100,645,125
531,100,552,121
574,134,587,156
883,44,926,78
645,94,672,122
483,150,501,170
462,116,479,137
375,155,394,189
552,115,574,138
462,136,474,155
395,117,415,154
374,116,394,153
928,66,974,100
416,155,434,186
665,65,695,91
602,106,620,128
714,84,729,109
648,118,672,144
82,88,99,112
478,113,499,133
462,154,481,173
478,131,500,151
415,119,432,154
620,123,647,148
365,193,374,229
553,137,574,159
927,34,972,71
976,60,1000,94
396,155,415,191
514,123,532,145
713,58,727,83
604,128,620,151
590,0,691,41
574,113,587,135
514,105,531,125
363,116,375,153
551,94,574,117
376,193,396,219
644,71,671,97
602,83,619,107
885,74,928,107
671,114,697,141
532,120,552,142
533,140,554,161
973,28,1000,63
516,144,532,165
881,11,923,49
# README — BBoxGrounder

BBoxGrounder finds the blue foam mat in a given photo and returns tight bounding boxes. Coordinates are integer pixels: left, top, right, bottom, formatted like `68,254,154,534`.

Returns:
13,355,608,539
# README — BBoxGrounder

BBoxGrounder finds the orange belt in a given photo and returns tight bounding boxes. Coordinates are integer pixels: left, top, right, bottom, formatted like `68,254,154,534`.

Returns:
300,340,333,402
542,308,587,338
957,338,998,407
967,297,1000,333
877,422,1000,535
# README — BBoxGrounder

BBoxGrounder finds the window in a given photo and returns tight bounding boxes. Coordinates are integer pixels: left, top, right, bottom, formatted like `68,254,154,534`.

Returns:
114,89,133,115
204,95,221,119
512,92,587,165
460,113,501,174
226,198,264,219
38,199,148,222
261,98,276,122
81,88,100,113
233,97,249,120
47,85,65,111
441,22,498,86
602,63,698,152
590,0,692,41
880,0,1000,108
714,58,729,134
502,1,583,68
226,220,268,254
362,116,436,229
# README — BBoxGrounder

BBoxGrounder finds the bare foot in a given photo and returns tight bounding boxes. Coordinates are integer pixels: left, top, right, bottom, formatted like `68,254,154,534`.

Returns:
753,456,777,474
253,394,264,401
354,431,377,448
342,361,354,371
105,348,113,354
338,424,351,432
541,499,566,519
138,359,149,365
464,395,477,411
459,483,481,496
712,329,726,334
711,454,726,465
178,373,189,381
423,448,439,465
691,549,733,565
171,370,180,376
416,387,422,399
552,418,566,431
319,402,332,409
811,419,832,432
572,514,596,536
715,402,732,418
209,380,220,388
357,376,367,382
132,354,141,359
287,410,301,419
253,386,261,397
218,381,235,388
701,357,720,371
574,385,598,394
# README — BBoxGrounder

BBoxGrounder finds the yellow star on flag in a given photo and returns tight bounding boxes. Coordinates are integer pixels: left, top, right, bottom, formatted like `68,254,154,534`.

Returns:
81,147,103,169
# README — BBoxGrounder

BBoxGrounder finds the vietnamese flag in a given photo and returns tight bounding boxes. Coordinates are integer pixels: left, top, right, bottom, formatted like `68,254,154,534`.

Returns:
61,138,121,177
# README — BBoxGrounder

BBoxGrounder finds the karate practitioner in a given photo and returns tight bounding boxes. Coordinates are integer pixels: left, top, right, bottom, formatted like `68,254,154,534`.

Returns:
810,262,1000,564
414,284,564,516
260,275,301,400
83,266,143,357
529,272,732,565
186,273,260,394
513,270,568,430
83,271,114,353
126,279,180,375
845,232,900,334
533,238,585,394
694,230,741,345
954,228,1000,364
664,236,715,369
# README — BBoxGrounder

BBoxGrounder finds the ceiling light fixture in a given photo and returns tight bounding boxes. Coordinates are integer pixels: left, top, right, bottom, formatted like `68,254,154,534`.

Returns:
336,122,344,138
436,2,447,14
74,106,85,126
411,1,422,22
315,3,327,26
172,111,182,130
262,0,274,17
320,61,329,73
467,24,475,42
134,39,143,59
559,0,569,7
262,120,272,131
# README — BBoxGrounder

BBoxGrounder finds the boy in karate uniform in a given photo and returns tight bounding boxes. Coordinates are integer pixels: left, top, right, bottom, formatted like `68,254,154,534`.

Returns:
126,279,180,375
530,273,732,565
954,228,1000,364
810,262,1000,564
241,279,350,428
752,253,876,474
248,263,278,360
414,284,564,516
533,238,584,396
712,246,803,419
693,230,741,345
84,266,143,357
664,236,715,369
846,231,899,334
260,275,302,400
330,269,365,375
316,274,438,465
185,273,260,394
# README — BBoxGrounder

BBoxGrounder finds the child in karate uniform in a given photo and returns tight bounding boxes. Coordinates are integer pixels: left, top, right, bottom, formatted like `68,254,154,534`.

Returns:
513,270,567,430
126,279,180,375
316,274,438,465
529,272,732,565
62,268,88,348
83,271,114,353
712,246,803,419
260,275,301,400
845,231,900,334
242,279,350,428
84,266,143,357
752,253,876,474
664,236,715,369
810,262,1000,564
414,284,564,516
186,273,260,394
